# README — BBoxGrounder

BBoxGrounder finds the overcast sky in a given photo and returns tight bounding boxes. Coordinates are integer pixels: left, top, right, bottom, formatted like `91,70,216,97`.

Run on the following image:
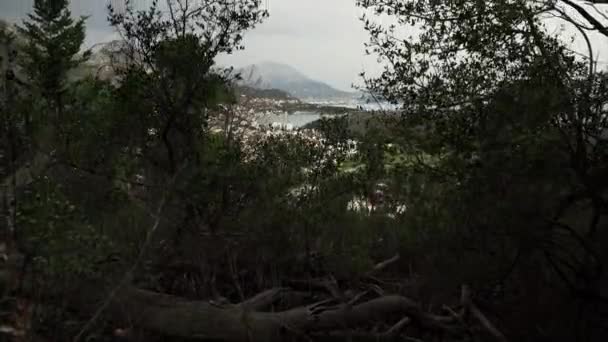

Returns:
218,0,375,91
1,0,373,91
2,0,608,91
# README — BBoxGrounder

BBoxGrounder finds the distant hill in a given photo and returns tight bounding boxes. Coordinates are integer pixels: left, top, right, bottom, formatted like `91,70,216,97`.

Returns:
238,61,356,101
235,85,299,101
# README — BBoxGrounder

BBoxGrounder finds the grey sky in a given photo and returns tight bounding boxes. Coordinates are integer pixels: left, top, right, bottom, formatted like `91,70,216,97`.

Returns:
217,0,373,91
2,1,608,91
1,0,372,91
1,0,119,46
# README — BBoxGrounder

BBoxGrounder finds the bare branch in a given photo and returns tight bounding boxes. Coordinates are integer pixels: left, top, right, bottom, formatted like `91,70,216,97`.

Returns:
365,253,400,277
384,316,411,336
561,0,608,37
469,303,509,342
239,287,290,311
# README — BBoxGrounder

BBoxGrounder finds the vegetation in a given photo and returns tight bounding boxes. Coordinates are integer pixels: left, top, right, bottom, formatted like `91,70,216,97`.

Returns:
1,0,607,341
236,85,298,101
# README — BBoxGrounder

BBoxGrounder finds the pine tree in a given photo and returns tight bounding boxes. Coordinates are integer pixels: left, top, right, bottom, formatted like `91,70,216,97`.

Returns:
17,0,89,120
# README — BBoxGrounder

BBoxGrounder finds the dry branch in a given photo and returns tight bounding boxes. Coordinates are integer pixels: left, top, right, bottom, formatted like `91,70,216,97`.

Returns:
469,303,508,342
239,287,289,311
384,316,411,336
365,254,400,277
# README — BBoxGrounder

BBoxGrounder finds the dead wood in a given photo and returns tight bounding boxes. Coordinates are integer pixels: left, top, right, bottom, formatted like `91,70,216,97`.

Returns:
96,286,465,342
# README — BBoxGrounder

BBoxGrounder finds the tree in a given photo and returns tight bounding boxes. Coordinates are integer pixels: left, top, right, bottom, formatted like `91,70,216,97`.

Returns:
1,3,104,339
357,0,608,340
10,0,598,340
18,0,89,131
106,0,267,174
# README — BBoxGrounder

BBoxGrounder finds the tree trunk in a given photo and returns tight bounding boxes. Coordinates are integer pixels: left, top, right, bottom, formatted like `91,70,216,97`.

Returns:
101,286,459,342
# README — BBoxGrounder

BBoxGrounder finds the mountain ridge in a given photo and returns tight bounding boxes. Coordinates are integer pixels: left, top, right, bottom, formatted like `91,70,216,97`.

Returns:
237,61,356,101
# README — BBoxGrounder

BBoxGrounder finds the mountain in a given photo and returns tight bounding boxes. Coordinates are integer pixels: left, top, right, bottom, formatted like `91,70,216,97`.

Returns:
238,61,356,101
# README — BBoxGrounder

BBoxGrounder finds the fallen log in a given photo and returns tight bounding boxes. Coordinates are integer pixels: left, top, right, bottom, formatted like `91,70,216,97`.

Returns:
99,286,463,342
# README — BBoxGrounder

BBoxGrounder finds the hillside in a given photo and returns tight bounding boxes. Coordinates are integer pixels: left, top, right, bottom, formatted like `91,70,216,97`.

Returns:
238,61,356,101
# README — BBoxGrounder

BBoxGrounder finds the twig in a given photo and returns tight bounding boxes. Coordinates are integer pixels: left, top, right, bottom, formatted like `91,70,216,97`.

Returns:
325,275,345,301
404,336,424,342
365,253,400,277
384,316,411,336
347,290,370,306
229,253,245,302
469,303,508,342
308,298,338,315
